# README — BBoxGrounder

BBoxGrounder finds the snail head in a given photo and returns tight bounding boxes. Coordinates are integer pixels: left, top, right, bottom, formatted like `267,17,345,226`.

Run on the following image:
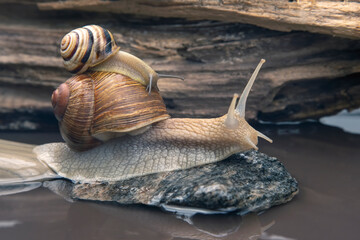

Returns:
223,59,272,150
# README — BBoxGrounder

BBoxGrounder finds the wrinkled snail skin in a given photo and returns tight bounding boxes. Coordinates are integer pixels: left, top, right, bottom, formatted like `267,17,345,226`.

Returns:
51,72,170,151
35,59,272,183
60,25,183,92
34,115,260,183
92,50,159,90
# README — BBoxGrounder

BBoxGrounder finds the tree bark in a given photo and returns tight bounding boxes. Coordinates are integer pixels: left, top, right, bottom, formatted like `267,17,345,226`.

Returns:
0,1,359,130
38,0,360,39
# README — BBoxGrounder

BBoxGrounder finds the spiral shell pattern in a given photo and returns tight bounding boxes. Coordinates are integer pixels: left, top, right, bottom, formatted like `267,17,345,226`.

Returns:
51,83,70,121
54,72,170,151
89,71,170,135
60,25,120,74
58,74,102,151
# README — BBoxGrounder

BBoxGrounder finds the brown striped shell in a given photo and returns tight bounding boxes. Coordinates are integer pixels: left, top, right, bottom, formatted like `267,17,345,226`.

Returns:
51,72,170,151
60,25,120,74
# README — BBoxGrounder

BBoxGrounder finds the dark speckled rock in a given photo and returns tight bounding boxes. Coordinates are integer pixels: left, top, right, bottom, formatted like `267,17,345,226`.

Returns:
44,150,298,214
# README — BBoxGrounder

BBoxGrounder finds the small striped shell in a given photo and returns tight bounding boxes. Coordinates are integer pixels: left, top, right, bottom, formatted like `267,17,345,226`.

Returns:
51,72,170,151
60,25,120,74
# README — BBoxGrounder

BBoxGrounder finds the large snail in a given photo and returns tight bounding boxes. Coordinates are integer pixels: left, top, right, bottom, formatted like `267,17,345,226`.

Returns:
60,25,183,93
34,25,272,183
51,71,170,151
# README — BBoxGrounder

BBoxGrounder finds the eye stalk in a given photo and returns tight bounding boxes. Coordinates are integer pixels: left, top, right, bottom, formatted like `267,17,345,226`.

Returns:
224,59,272,144
225,59,266,125
257,131,273,143
146,74,184,94
224,93,239,129
236,59,266,117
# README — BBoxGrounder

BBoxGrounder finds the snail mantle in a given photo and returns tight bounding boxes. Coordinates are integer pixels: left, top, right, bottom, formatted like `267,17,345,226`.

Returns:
44,150,298,214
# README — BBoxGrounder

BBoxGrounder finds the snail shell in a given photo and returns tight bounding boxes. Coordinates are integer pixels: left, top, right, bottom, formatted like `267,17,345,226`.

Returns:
51,72,170,151
60,25,183,92
60,25,120,74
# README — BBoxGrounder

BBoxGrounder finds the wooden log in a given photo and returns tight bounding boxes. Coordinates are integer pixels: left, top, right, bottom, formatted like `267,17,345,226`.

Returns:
37,0,360,39
0,2,359,130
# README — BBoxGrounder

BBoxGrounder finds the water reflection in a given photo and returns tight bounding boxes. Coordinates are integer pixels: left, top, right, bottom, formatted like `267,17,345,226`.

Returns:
0,187,280,240
0,182,42,196
320,108,360,134
0,220,21,228
66,203,271,240
1,121,359,240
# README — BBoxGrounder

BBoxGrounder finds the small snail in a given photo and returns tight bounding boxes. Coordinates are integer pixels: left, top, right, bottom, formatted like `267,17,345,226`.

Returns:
35,59,272,182
51,71,170,151
60,25,183,93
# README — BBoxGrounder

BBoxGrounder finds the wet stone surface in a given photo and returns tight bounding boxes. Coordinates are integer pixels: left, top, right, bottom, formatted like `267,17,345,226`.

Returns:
44,150,298,214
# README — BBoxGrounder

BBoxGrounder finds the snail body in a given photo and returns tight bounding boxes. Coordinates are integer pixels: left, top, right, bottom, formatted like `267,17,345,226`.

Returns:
35,60,272,183
35,116,260,182
92,50,175,92
60,25,183,92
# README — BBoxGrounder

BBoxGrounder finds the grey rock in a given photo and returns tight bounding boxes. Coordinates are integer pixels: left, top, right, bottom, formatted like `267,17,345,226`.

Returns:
45,150,298,214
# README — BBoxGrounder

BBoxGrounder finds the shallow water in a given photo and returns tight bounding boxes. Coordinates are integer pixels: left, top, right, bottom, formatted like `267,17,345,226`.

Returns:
0,122,359,240
320,108,360,134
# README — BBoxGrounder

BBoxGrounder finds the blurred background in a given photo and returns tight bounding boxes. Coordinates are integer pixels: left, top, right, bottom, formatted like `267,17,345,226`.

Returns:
0,0,359,132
